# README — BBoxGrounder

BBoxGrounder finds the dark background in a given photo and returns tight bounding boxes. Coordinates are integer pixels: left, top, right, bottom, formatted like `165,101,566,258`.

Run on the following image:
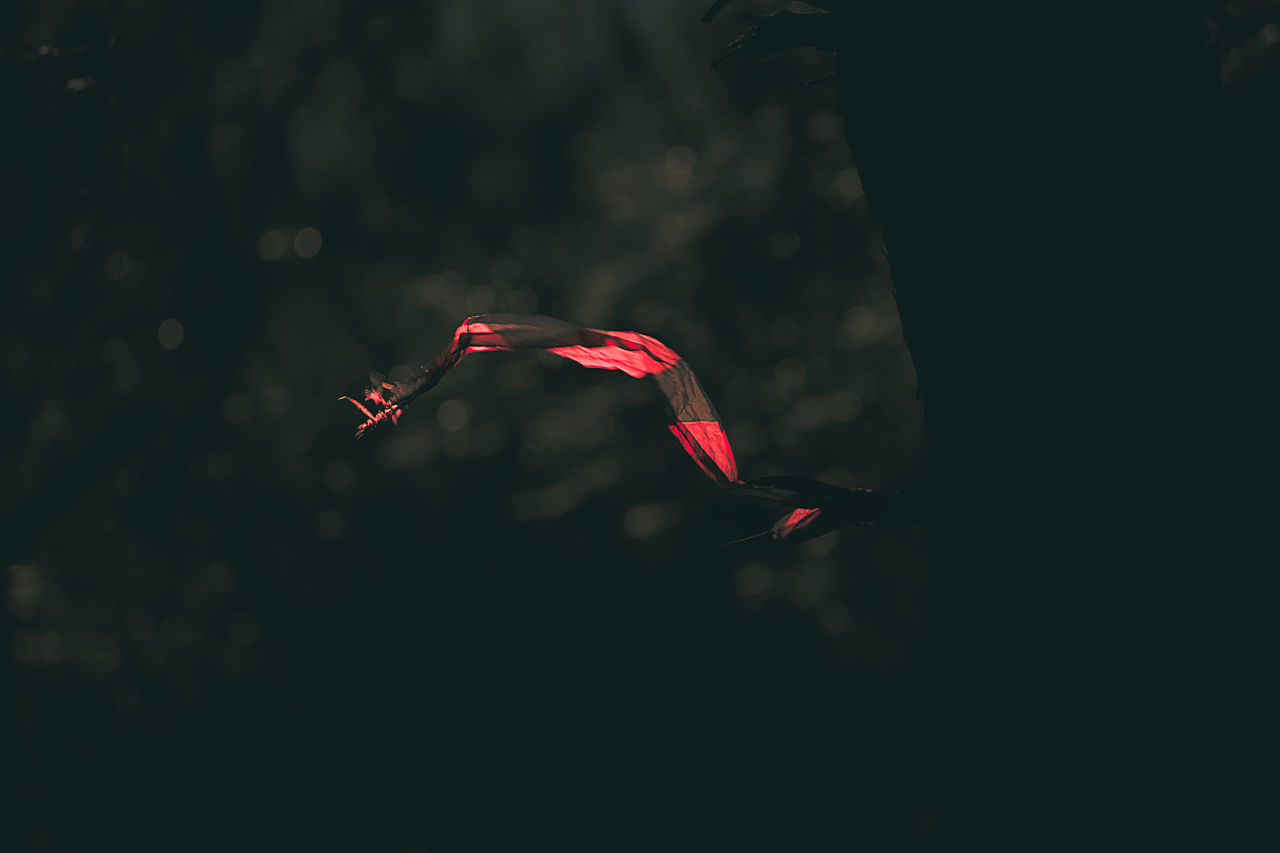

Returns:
4,1,1277,849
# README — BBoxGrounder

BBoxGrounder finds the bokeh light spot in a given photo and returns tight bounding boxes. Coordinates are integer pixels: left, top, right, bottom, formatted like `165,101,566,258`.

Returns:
808,110,842,142
8,564,43,619
229,611,261,647
624,503,667,538
506,287,539,314
834,167,864,202
818,603,850,637
437,399,470,432
257,229,290,261
294,227,322,258
737,563,774,597
660,145,697,195
323,460,356,492
157,318,184,350
223,393,252,425
771,317,800,348
104,249,132,280
443,431,472,458
313,510,346,541
464,285,495,314
207,561,239,594
768,230,800,259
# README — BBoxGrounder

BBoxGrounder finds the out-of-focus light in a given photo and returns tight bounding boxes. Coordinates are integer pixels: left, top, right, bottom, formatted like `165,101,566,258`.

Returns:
223,392,252,425
437,399,470,432
624,503,666,538
729,421,764,455
378,431,434,468
257,230,290,261
502,359,540,391
165,616,196,651
807,110,842,142
660,146,697,195
126,608,157,644
8,564,43,618
590,456,621,488
739,158,774,190
537,483,576,516
262,385,293,416
313,510,346,541
842,306,892,346
207,560,239,594
771,316,800,348
506,287,539,314
654,207,710,249
471,424,506,456
828,390,863,423
442,431,471,458
38,630,66,664
68,223,94,253
818,603,850,637
418,270,467,310
834,167,864,202
602,191,638,225
323,460,355,492
104,248,132,280
634,301,668,330
774,357,807,397
768,230,800,259
229,611,262,647
102,338,140,391
158,318,184,350
736,562,773,597
203,450,235,481
789,564,830,609
584,410,615,445
464,285,495,314
534,407,569,448
803,533,838,558
294,227,322,258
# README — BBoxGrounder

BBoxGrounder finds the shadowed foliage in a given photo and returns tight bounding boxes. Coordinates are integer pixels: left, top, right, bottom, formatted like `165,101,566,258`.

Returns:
4,0,1275,848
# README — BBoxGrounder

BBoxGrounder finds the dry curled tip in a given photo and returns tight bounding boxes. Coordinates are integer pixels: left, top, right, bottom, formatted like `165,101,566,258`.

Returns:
340,375,405,437
341,367,444,437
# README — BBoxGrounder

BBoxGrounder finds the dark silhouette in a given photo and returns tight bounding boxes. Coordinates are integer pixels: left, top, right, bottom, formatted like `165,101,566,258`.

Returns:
708,1,1272,843
4,2,1271,848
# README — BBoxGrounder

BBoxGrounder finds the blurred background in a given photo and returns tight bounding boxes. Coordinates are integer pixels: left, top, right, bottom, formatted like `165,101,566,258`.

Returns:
4,1,1277,848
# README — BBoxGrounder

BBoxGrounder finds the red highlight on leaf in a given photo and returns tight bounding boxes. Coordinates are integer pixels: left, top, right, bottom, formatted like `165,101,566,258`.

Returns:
669,421,738,487
773,507,822,540
344,313,912,544
547,343,671,378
